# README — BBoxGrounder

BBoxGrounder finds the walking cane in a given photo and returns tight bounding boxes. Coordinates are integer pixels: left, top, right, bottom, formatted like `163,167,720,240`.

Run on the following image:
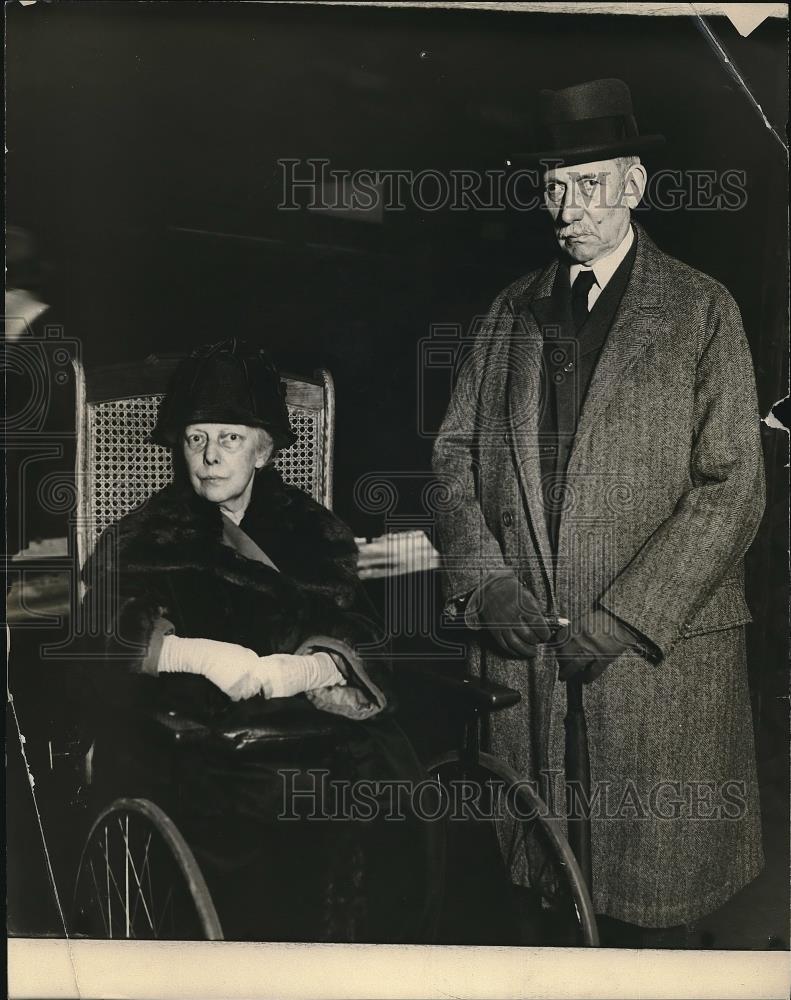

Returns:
547,615,593,896
564,673,593,894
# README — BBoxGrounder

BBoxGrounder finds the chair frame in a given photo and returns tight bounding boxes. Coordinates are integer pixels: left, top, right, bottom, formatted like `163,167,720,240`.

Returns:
72,354,335,571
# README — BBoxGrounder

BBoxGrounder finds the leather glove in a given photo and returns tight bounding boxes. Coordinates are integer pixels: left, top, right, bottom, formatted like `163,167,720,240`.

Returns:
465,570,553,658
157,636,345,701
555,609,637,683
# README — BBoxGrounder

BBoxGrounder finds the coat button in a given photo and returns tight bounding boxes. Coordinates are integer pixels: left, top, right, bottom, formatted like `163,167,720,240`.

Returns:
502,511,513,527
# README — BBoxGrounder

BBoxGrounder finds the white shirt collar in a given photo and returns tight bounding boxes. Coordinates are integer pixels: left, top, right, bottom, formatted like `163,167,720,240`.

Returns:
570,225,634,291
220,505,246,526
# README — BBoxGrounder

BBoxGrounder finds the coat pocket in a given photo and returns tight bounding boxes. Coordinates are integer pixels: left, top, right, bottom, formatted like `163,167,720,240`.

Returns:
681,577,753,638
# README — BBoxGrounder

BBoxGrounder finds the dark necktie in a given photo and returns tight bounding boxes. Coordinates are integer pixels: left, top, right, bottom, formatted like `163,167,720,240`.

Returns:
571,269,597,332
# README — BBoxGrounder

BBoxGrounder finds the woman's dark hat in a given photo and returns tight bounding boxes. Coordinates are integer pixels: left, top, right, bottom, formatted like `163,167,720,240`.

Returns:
513,78,664,166
151,339,297,450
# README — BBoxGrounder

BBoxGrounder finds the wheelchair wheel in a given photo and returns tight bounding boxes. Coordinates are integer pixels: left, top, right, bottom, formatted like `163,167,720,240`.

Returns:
71,798,223,940
427,751,599,947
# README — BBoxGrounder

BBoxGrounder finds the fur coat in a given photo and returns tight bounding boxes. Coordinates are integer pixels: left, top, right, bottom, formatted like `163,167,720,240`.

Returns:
80,466,435,942
83,464,392,716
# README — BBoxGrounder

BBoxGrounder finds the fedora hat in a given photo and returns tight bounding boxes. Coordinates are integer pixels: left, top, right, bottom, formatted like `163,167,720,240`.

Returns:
514,78,664,165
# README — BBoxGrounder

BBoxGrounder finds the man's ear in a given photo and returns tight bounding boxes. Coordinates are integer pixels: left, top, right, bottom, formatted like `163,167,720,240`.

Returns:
622,163,648,209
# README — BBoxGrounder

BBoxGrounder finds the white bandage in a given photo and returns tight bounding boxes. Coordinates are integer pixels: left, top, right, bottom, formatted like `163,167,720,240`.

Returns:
157,635,345,702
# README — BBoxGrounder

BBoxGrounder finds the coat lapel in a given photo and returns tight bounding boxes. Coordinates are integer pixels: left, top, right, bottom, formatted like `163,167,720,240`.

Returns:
504,225,667,603
567,224,666,464
506,260,559,606
221,513,281,572
528,265,572,338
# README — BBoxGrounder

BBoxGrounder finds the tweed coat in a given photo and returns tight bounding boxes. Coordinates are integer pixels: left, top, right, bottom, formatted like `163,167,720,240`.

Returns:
432,222,766,927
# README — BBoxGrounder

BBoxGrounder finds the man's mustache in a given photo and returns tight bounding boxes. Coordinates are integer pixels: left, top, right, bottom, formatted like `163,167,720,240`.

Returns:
556,225,596,238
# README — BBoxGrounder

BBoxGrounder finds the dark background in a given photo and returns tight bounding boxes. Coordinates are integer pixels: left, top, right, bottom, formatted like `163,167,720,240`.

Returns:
5,1,788,941
7,0,788,737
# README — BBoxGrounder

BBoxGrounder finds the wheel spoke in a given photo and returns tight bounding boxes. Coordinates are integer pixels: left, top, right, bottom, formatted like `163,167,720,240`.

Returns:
101,830,130,918
490,781,526,875
143,833,155,921
125,828,156,934
534,848,557,901
122,816,131,938
87,859,110,936
75,801,221,943
429,756,596,946
156,885,175,937
132,833,156,934
104,826,113,938
95,818,159,939
503,815,524,873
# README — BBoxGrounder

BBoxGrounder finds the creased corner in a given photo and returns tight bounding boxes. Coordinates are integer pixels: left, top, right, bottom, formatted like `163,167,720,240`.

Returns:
763,396,790,433
693,11,788,155
714,3,787,39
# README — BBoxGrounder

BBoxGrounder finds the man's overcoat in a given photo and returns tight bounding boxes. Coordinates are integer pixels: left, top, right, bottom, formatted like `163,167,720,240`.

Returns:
432,223,766,927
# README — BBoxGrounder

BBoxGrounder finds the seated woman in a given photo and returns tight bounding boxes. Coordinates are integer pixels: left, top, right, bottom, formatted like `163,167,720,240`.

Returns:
81,339,439,942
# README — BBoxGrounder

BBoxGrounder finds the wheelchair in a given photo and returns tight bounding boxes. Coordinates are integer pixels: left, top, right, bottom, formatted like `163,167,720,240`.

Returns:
67,354,598,946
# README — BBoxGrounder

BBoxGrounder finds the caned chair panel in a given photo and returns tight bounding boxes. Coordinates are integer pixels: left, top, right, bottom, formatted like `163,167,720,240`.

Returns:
73,356,334,570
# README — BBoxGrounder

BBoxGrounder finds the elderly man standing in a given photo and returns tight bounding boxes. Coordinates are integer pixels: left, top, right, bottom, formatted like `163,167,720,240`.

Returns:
432,79,765,946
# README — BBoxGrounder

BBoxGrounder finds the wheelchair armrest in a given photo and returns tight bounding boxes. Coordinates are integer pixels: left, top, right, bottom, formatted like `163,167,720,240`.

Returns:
148,709,213,745
212,699,351,752
397,663,521,715
146,701,352,754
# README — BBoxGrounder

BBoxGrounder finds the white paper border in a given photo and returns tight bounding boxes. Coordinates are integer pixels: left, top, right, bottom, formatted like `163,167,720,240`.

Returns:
7,939,791,1000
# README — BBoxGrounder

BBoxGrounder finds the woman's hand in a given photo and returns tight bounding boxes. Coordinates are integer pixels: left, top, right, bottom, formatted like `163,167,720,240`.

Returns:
226,652,346,701
157,636,345,701
157,635,261,699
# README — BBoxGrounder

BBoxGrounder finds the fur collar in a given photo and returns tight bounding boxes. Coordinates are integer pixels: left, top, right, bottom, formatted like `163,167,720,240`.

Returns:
88,467,359,608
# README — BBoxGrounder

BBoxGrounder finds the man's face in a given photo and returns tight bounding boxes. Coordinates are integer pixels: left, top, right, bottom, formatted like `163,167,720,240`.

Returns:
182,423,274,512
543,158,645,264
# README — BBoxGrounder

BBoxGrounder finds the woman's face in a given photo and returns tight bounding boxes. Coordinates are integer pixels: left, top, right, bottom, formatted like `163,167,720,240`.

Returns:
182,423,274,514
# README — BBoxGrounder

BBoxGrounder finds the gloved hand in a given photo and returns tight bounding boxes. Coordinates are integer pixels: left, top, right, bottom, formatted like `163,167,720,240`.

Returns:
555,609,636,683
157,636,345,701
226,651,346,701
158,635,260,699
465,571,553,658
